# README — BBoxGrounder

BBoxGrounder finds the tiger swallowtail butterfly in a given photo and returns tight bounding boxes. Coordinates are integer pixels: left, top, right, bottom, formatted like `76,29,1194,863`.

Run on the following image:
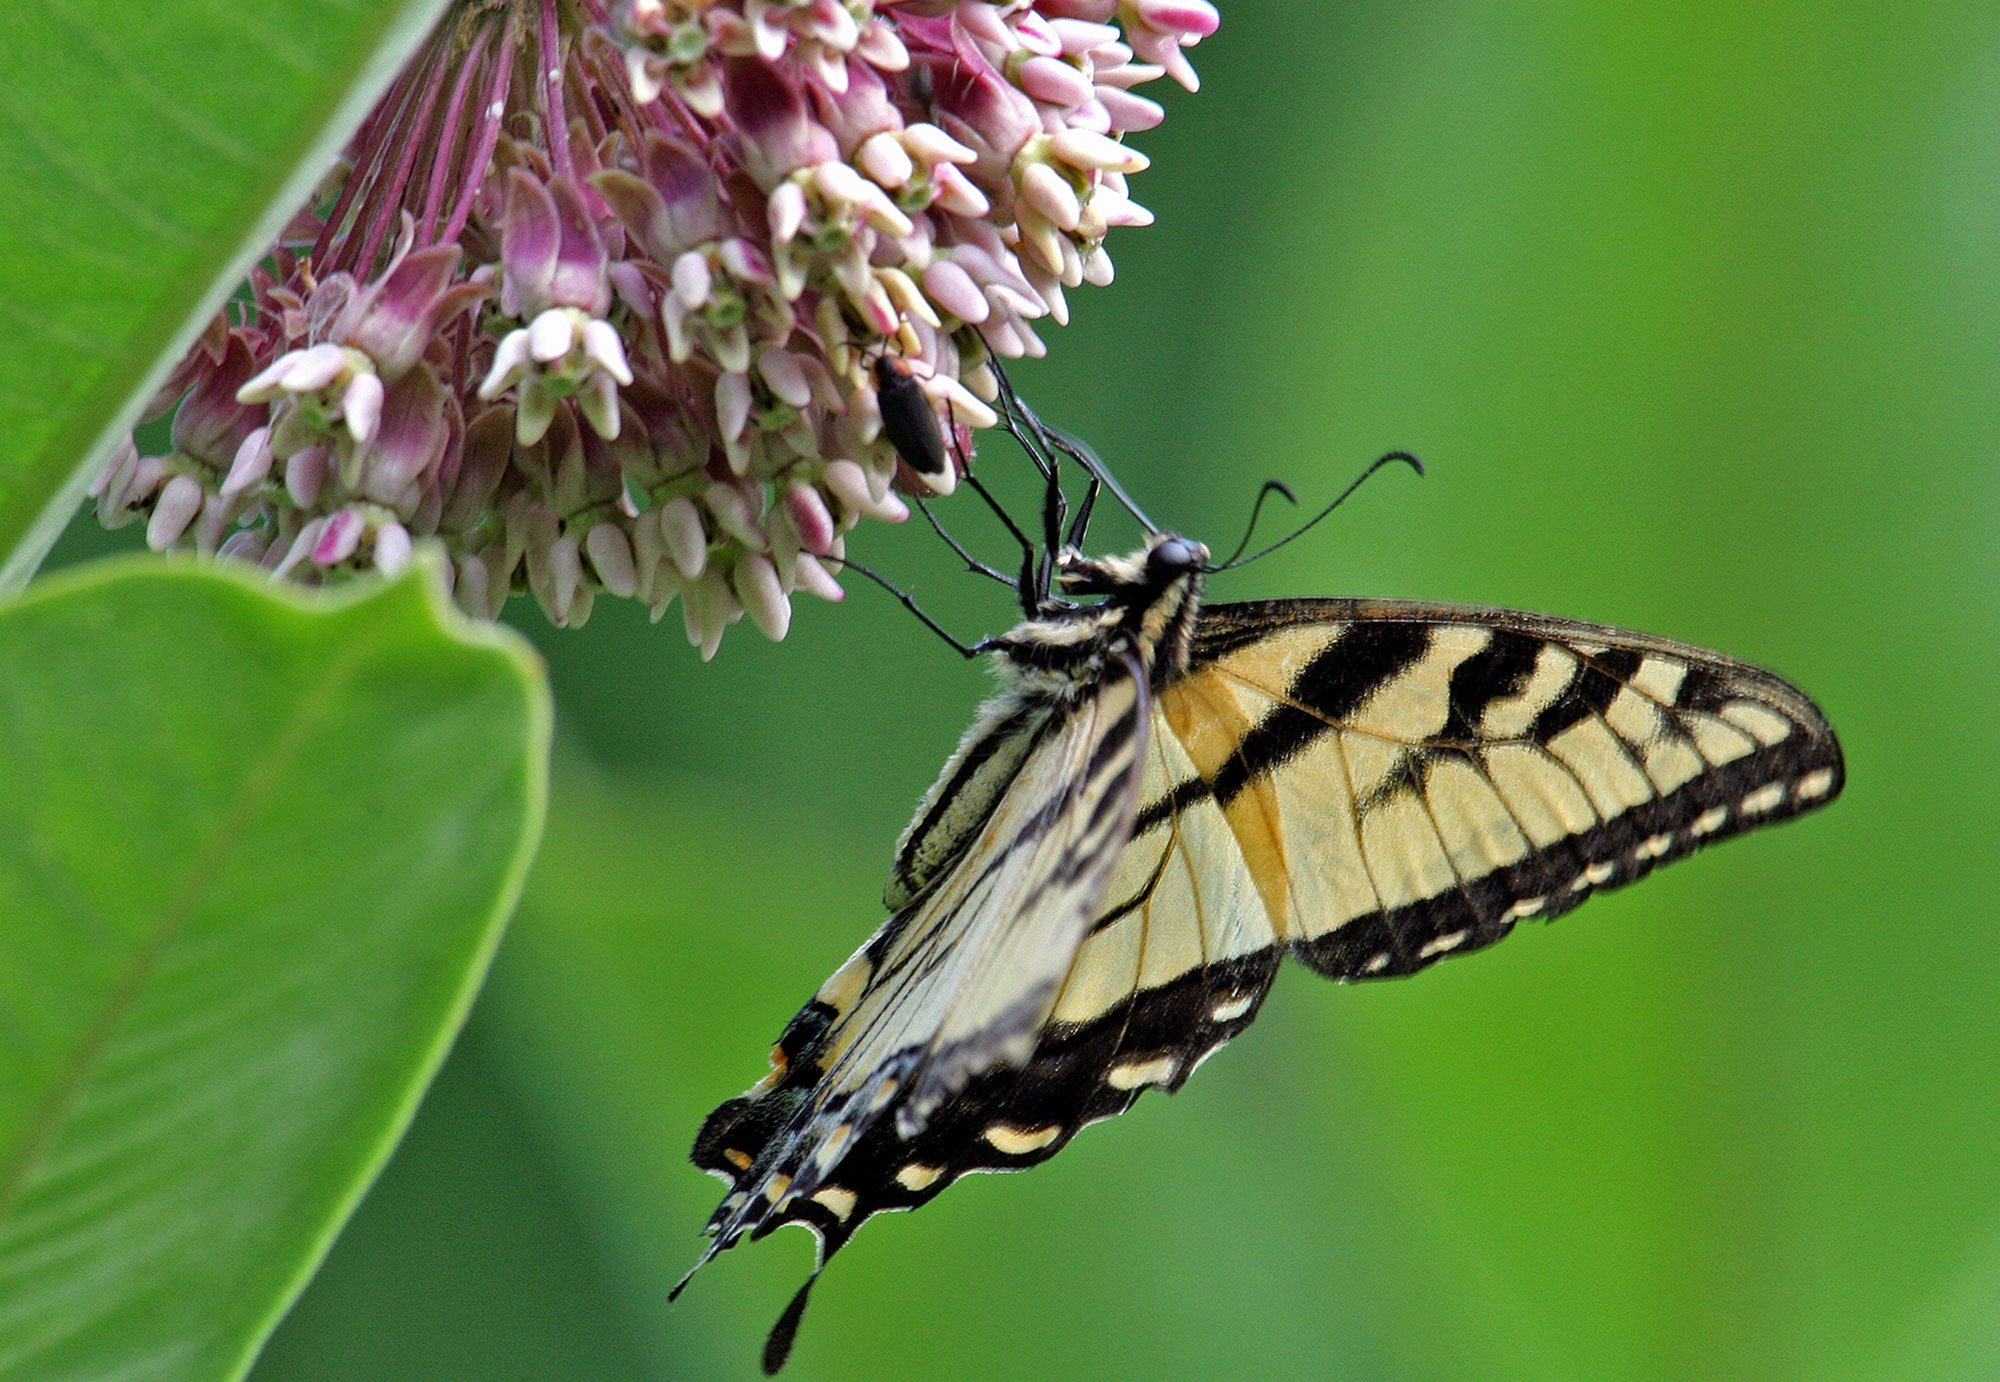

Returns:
674,530,1842,1372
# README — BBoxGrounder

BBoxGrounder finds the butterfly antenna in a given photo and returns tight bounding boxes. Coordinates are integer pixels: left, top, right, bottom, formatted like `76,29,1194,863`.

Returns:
821,554,981,658
1208,450,1425,572
1215,479,1299,568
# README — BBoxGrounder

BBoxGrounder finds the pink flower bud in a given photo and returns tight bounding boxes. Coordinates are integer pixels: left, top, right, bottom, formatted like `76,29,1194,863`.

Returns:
577,371,622,441
657,496,709,577
921,259,990,325
1020,56,1093,107
757,348,812,408
1050,18,1121,53
1097,86,1165,133
342,370,385,443
455,553,494,620
374,522,414,576
858,132,915,189
783,481,836,554
955,2,1013,50
731,553,790,640
547,534,584,623
792,552,844,602
715,371,753,441
584,521,638,599
147,475,204,551
1021,163,1083,232
705,482,768,550
685,568,741,660
901,123,978,167
1049,127,1149,174
529,308,578,363
1133,0,1221,41
822,458,908,522
222,426,274,497
581,319,633,384
312,507,366,566
932,165,991,217
286,445,330,509
478,328,534,400
282,343,351,393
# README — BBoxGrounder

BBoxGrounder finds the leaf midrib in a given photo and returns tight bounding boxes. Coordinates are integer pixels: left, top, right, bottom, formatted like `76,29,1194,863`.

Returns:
0,617,384,1222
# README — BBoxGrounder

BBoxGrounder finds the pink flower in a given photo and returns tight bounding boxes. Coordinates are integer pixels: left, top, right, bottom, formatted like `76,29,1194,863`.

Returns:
111,0,1216,651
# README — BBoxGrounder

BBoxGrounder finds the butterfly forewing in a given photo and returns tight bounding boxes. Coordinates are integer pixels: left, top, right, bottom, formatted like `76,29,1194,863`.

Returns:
1179,599,1844,978
878,599,1843,1188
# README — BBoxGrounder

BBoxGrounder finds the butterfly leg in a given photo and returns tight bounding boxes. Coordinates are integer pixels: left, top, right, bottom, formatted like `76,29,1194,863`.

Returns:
915,499,1018,589
822,554,982,658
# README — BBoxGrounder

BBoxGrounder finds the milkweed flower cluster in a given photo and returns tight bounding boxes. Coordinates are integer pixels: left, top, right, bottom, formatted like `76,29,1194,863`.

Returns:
94,0,1217,654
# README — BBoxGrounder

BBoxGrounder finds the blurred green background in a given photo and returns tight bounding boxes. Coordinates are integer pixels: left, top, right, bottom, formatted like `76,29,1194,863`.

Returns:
59,2,2000,1377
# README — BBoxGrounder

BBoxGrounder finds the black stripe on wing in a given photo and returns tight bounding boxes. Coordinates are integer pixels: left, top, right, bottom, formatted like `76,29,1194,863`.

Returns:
1293,726,1839,980
1128,620,1434,838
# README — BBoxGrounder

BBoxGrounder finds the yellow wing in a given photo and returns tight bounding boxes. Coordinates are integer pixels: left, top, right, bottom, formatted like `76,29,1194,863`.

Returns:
677,593,1841,1374
678,650,1150,1314
724,599,1842,1243
1165,599,1842,979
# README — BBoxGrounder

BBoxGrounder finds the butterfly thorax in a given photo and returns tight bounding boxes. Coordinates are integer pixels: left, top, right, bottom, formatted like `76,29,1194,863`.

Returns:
884,536,1206,914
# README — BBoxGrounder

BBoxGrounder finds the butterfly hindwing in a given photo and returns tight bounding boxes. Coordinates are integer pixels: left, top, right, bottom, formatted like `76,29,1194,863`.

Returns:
685,647,1153,1278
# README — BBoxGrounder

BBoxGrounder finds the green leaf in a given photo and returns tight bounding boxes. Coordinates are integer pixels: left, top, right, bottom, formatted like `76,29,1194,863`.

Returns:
0,557,550,1382
0,0,454,588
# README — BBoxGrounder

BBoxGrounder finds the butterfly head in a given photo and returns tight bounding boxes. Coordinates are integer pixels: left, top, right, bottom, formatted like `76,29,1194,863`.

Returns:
1031,533,1209,682
1055,533,1207,596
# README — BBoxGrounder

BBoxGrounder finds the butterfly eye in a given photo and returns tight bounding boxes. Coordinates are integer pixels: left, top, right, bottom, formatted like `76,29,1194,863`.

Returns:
1147,537,1198,580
